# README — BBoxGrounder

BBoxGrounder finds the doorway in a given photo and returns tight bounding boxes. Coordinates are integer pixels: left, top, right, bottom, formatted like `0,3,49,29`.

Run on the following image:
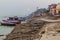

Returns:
58,11,60,15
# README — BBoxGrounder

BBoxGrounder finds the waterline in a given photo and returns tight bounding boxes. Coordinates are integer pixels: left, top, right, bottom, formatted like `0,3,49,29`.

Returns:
0,26,14,40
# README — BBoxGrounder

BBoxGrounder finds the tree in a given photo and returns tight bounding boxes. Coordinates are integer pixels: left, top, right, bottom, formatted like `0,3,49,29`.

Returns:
45,8,50,13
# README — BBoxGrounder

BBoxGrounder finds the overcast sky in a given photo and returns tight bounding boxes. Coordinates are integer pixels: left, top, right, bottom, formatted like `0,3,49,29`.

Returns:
0,0,60,17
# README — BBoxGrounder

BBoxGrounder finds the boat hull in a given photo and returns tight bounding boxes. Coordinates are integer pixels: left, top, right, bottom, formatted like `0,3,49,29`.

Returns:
1,23,16,26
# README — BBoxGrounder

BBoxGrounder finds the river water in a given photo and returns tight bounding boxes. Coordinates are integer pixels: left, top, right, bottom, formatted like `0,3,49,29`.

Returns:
0,17,14,40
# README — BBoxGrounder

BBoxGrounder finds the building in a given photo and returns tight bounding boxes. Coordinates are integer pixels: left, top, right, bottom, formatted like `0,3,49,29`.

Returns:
49,3,60,15
49,4,57,15
56,3,60,14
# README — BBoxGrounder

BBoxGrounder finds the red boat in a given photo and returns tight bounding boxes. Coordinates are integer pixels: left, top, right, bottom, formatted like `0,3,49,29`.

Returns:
1,16,21,26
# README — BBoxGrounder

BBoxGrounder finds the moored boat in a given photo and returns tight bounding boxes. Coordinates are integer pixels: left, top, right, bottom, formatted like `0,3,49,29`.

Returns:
1,16,21,26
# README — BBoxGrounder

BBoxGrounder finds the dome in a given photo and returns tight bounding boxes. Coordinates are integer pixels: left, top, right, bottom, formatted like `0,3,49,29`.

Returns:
56,4,60,10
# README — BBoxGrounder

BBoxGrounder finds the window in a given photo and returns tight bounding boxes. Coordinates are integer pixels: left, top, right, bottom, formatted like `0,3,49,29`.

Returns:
15,18,18,20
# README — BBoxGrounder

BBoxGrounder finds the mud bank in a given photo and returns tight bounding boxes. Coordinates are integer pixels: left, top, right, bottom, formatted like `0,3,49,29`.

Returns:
4,19,45,40
4,13,60,40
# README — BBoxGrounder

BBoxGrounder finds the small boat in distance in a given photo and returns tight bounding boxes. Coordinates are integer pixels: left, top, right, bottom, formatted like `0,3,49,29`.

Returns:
1,16,21,26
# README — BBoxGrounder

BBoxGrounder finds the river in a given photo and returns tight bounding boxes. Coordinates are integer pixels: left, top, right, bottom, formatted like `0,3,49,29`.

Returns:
0,17,14,40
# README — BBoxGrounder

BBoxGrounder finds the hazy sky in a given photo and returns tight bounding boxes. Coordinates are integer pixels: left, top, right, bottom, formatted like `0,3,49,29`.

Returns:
0,0,60,17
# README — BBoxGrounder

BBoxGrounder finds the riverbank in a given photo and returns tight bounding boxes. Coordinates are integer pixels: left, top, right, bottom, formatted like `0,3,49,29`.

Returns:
4,14,60,40
4,18,45,40
4,12,60,40
4,16,60,40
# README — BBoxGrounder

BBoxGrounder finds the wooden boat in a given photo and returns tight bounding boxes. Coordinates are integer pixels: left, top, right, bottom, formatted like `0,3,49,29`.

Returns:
1,16,20,26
